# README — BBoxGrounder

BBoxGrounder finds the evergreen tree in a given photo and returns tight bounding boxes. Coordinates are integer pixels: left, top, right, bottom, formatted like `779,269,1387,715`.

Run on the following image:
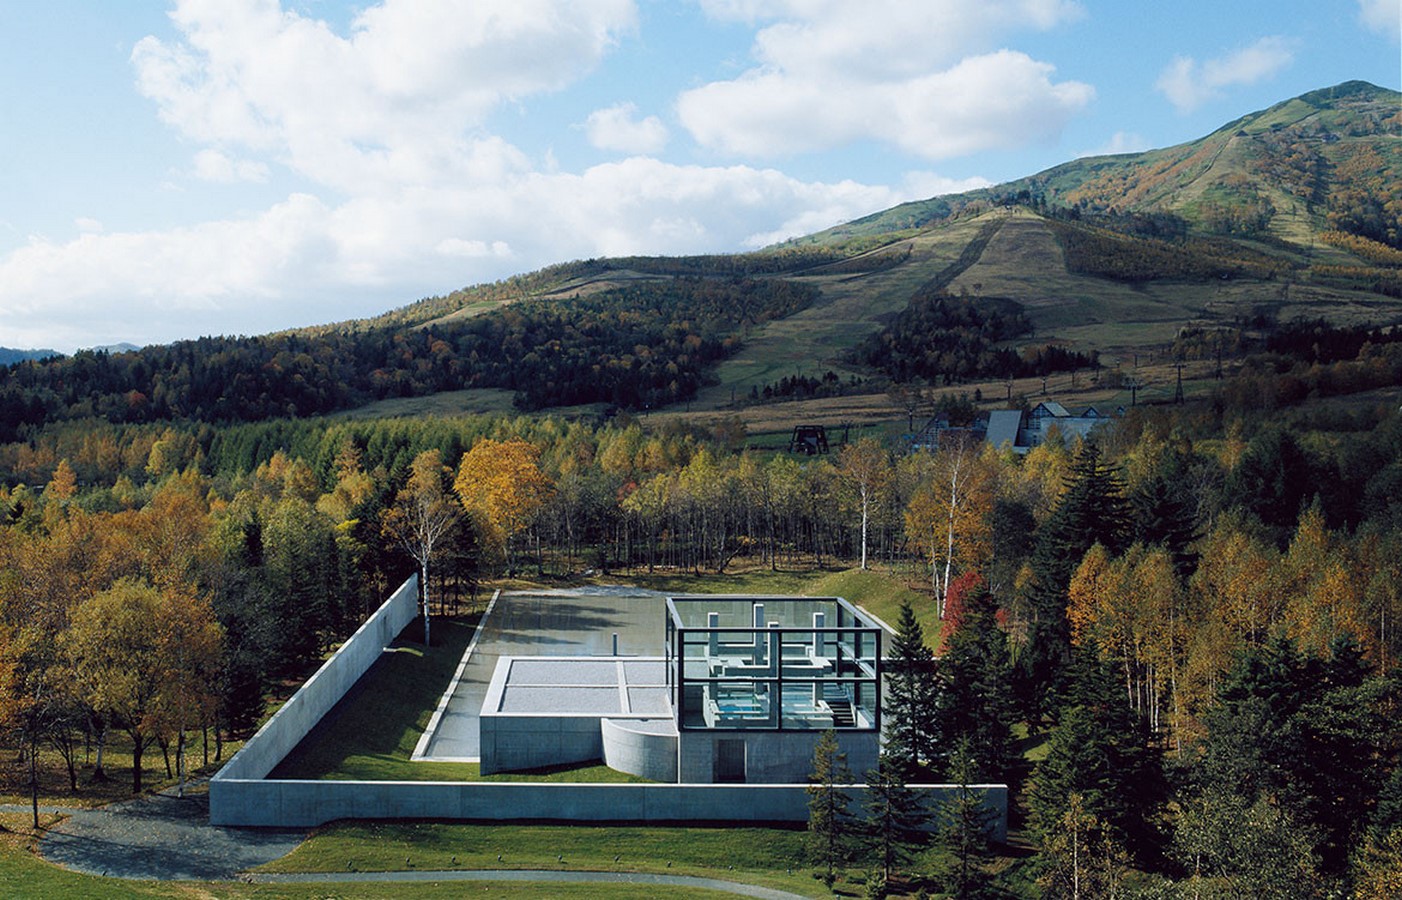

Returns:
884,599,939,773
1130,465,1199,578
1020,442,1129,712
936,579,1017,783
940,737,996,899
1200,634,1391,874
862,740,929,883
807,729,855,886
1223,426,1317,538
1029,645,1164,859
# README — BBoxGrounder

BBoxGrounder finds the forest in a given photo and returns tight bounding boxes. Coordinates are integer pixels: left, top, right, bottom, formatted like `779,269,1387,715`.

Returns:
3,328,1402,894
0,274,818,436
851,292,1099,384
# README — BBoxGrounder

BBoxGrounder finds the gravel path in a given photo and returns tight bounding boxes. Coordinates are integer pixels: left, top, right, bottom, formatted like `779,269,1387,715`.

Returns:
22,782,305,881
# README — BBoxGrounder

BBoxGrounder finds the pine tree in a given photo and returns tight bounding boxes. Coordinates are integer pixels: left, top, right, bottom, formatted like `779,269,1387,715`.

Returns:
1130,466,1199,578
941,738,996,899
863,740,929,883
936,579,1017,783
884,599,939,773
1028,645,1164,859
1021,442,1129,713
807,729,855,886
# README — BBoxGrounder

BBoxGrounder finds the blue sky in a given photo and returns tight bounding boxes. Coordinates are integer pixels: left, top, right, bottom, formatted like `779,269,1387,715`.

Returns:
0,0,1397,352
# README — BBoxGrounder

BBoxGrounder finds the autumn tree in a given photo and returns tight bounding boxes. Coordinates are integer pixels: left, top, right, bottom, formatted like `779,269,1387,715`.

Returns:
455,438,552,576
905,440,996,613
63,578,220,794
382,449,462,647
836,438,891,571
150,588,221,790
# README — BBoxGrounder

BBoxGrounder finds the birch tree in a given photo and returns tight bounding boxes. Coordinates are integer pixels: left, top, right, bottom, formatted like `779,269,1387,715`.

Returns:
383,449,462,647
837,438,890,571
905,440,995,615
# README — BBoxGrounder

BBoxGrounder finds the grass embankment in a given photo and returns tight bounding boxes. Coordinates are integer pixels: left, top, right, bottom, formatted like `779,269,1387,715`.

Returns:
0,813,732,900
262,820,829,897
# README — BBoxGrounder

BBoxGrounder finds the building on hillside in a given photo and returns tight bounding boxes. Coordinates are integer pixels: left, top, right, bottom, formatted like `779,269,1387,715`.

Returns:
478,595,883,784
910,401,1119,454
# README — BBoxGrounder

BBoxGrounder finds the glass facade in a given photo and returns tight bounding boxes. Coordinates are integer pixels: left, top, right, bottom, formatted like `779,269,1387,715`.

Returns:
665,596,881,732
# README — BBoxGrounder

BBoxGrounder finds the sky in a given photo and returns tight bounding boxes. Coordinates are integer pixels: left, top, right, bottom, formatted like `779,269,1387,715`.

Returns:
0,1,1398,353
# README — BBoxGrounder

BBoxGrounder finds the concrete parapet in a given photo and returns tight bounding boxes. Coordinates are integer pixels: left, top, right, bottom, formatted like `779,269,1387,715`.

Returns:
208,778,1007,838
213,575,419,783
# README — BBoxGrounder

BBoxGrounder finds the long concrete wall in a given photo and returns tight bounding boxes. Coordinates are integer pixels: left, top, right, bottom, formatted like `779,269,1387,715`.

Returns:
213,575,419,783
209,778,1007,840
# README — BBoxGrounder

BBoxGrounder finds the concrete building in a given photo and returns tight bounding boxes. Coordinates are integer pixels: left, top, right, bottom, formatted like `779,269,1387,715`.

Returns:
479,595,883,784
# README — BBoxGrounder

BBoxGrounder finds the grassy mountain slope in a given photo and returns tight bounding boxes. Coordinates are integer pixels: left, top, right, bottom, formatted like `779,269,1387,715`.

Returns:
796,80,1399,249
255,80,1402,424
6,82,1396,430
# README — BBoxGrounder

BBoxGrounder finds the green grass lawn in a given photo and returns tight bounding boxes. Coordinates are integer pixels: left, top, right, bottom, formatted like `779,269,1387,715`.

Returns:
0,813,738,899
260,820,833,898
808,567,941,650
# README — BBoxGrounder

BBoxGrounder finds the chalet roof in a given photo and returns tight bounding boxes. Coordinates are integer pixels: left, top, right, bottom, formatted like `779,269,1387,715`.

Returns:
1032,401,1071,418
985,410,1023,448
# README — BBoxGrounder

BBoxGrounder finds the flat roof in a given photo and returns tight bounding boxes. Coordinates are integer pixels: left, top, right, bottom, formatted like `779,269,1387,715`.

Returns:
485,656,671,717
412,588,669,762
666,595,882,631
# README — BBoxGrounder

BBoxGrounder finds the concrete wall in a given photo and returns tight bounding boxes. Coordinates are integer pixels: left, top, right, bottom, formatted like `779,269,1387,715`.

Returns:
209,778,1007,840
677,729,878,785
602,718,679,782
214,575,419,782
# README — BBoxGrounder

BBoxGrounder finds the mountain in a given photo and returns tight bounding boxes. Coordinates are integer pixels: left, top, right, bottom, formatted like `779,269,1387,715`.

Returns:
799,80,1400,248
0,347,60,365
1,82,1398,429
84,342,140,355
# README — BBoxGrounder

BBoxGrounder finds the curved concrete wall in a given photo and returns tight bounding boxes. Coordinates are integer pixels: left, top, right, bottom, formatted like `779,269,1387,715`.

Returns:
602,718,679,782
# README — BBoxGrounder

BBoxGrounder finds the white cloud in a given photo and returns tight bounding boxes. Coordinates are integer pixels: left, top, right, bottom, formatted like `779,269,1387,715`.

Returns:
0,1,1011,351
192,148,270,183
1156,36,1296,114
0,160,938,350
1359,0,1401,39
679,1,1090,159
680,50,1093,160
583,103,669,154
132,0,639,192
75,218,105,234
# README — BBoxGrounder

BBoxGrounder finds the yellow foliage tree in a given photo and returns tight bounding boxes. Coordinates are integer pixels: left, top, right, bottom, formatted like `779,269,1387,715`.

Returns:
63,578,221,794
904,441,996,613
455,439,552,576
837,438,891,571
382,449,462,647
